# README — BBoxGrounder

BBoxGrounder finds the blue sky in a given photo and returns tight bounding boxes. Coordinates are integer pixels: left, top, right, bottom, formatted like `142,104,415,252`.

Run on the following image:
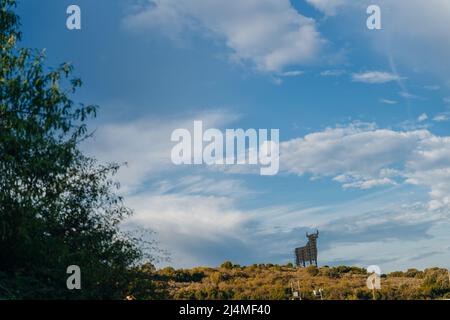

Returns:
17,0,450,272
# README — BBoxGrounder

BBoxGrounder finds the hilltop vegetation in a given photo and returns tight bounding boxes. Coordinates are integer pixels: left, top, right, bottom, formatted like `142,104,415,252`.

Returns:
141,262,450,300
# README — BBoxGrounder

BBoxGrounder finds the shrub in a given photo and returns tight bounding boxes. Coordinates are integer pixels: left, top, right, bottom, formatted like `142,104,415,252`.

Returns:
220,261,234,270
405,268,424,278
389,271,404,278
306,265,319,277
421,268,450,298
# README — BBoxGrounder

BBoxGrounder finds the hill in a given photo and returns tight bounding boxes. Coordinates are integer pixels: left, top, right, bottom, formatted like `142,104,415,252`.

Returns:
142,263,450,300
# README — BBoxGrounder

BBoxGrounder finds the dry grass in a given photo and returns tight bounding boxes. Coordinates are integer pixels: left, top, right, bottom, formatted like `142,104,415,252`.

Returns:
150,263,450,300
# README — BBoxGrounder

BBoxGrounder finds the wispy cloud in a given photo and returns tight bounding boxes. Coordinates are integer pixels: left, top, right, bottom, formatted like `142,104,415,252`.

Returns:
320,69,346,77
125,186,252,266
399,91,423,100
418,113,428,122
82,110,236,194
309,0,450,78
433,112,450,122
424,85,440,91
379,99,398,105
352,71,405,84
278,70,304,77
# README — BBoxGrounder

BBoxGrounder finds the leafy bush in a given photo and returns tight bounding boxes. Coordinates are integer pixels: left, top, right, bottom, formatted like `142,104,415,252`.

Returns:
388,271,405,278
406,268,424,278
306,265,319,276
220,261,235,270
421,268,450,297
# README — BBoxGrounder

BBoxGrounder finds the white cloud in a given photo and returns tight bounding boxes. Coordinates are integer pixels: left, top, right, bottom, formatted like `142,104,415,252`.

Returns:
127,192,247,241
280,122,450,211
399,91,422,100
424,85,440,91
379,99,398,105
281,122,427,179
418,113,428,122
406,136,450,210
433,112,450,122
305,0,345,16
352,71,405,84
82,110,236,194
278,70,304,77
95,113,450,214
218,121,450,212
123,0,325,73
125,187,251,267
320,69,346,77
336,176,396,190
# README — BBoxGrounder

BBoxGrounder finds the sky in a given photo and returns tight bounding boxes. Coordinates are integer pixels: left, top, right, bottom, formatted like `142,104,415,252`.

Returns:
16,0,450,272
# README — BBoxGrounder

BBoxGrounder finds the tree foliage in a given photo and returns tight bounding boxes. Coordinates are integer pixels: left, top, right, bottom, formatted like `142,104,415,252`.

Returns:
0,0,147,299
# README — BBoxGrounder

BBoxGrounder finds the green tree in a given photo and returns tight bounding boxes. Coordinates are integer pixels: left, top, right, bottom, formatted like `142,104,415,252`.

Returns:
0,0,148,299
220,261,234,270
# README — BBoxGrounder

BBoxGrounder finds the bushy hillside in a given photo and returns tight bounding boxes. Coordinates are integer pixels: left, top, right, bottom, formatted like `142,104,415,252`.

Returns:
142,263,450,300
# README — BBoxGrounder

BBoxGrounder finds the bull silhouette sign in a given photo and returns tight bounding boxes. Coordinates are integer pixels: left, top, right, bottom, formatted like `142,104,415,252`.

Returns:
295,230,319,267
